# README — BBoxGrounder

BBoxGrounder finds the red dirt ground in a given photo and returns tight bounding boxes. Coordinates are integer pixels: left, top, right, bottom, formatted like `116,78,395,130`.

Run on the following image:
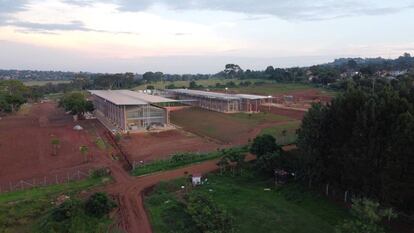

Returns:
259,105,306,120
0,102,106,187
119,129,221,162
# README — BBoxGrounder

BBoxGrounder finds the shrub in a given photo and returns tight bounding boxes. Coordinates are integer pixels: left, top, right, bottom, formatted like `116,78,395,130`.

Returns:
51,199,82,222
335,198,397,233
85,192,117,218
90,168,110,178
186,192,234,233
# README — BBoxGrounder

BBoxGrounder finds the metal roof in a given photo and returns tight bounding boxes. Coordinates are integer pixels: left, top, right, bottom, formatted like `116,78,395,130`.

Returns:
116,90,178,103
169,89,270,100
234,94,270,100
89,90,177,106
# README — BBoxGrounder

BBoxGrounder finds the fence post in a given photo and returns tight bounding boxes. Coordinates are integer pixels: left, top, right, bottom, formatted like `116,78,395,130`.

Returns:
325,183,329,196
344,190,348,203
77,170,80,180
9,181,12,192
55,175,58,184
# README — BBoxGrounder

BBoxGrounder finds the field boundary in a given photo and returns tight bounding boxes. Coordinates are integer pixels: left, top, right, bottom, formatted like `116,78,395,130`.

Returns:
0,168,93,194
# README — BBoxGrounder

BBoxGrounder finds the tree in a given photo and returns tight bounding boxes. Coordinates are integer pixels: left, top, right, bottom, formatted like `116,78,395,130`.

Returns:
217,156,229,175
85,192,117,218
51,138,60,156
297,86,414,212
250,134,280,157
59,92,94,118
79,145,89,162
0,80,29,112
189,81,198,89
254,152,280,174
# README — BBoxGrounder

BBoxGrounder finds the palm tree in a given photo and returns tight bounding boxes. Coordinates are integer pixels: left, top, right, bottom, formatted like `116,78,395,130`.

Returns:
51,138,60,156
79,145,89,162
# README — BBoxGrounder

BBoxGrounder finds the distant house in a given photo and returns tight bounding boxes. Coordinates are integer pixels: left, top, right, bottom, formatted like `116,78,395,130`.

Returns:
192,173,202,186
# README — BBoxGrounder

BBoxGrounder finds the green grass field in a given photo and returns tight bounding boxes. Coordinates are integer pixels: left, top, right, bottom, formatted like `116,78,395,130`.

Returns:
23,80,71,86
145,171,350,233
260,121,301,145
171,107,294,143
0,176,111,233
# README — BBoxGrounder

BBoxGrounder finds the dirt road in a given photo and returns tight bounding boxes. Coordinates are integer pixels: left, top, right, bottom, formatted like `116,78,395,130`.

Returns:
97,146,223,233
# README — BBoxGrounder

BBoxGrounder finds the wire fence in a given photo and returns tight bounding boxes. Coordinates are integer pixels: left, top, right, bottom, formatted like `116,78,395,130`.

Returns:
0,169,92,194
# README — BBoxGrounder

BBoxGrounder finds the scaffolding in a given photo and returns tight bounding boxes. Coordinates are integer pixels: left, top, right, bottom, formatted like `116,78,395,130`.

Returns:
168,89,270,113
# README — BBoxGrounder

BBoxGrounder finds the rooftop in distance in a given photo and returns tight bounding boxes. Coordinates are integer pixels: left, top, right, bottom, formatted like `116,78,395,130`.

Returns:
89,90,177,106
169,89,271,100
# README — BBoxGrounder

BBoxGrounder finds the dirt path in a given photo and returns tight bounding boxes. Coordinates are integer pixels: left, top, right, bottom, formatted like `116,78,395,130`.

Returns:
97,148,222,233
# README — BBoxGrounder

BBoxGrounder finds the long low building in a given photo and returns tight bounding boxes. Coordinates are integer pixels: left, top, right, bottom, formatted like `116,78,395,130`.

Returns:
167,89,271,113
89,90,177,132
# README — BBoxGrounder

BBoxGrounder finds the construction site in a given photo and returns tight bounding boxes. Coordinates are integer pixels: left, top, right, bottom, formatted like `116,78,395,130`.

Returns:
89,90,178,132
167,89,272,113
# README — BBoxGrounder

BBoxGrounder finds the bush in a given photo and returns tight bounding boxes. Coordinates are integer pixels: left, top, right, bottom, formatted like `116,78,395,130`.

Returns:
335,198,397,233
85,192,117,218
161,201,199,233
90,168,110,178
186,192,234,233
51,199,82,222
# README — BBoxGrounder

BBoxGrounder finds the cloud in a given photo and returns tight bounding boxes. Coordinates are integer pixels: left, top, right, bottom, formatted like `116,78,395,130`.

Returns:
105,0,414,21
2,19,140,35
0,0,28,24
8,20,92,32
0,0,28,14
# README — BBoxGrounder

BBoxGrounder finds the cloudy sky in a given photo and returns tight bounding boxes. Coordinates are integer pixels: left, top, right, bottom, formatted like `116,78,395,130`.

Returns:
0,0,413,73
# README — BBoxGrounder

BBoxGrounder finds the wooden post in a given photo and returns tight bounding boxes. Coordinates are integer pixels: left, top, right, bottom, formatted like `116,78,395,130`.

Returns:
344,190,348,203
55,175,58,184
326,183,329,196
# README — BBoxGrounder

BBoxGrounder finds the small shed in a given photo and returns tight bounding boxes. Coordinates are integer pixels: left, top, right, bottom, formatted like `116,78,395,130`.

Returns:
192,173,202,186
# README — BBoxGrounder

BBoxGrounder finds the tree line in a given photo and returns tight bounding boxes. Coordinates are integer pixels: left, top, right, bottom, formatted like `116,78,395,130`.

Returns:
295,77,414,214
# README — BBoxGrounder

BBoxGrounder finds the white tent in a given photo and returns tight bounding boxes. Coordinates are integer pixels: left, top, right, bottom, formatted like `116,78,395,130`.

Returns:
73,125,83,131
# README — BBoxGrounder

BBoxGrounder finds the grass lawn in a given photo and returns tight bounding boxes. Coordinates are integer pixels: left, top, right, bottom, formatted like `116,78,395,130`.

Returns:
171,107,294,143
260,121,301,145
145,171,350,233
0,176,112,233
